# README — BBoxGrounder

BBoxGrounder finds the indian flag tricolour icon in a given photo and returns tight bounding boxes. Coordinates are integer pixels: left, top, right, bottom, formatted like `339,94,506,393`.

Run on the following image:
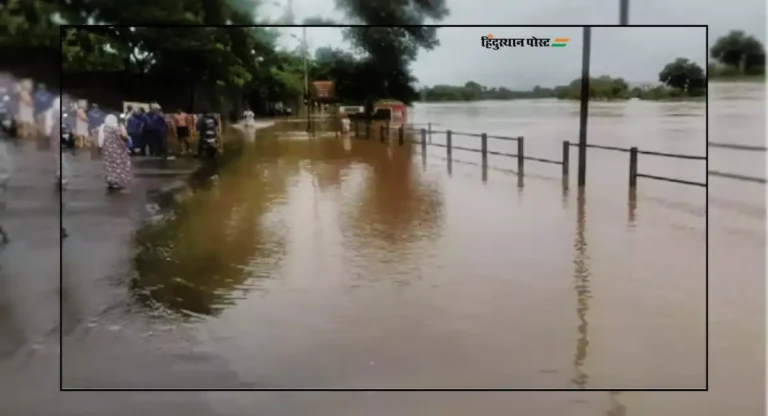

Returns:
552,38,569,47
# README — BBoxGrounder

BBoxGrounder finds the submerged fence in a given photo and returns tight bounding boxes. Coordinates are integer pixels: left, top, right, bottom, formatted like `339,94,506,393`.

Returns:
349,121,723,190
348,120,767,190
707,142,768,184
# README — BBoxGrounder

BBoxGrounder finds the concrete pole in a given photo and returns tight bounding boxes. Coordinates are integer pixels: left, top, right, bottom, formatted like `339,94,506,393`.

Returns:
619,0,629,25
302,26,310,132
577,26,592,187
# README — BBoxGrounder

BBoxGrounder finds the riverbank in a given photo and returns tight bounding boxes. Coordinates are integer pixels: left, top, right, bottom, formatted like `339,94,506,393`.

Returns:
709,75,765,83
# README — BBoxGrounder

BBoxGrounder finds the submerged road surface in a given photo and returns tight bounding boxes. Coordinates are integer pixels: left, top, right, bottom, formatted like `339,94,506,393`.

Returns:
60,127,707,390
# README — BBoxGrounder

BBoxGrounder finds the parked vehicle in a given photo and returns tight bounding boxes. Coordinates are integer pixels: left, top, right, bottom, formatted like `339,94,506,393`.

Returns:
0,89,16,137
372,100,407,128
339,105,364,116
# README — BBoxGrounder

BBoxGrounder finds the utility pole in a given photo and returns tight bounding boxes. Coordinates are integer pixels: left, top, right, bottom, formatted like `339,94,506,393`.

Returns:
286,0,294,24
619,0,629,25
577,26,592,187
303,26,310,133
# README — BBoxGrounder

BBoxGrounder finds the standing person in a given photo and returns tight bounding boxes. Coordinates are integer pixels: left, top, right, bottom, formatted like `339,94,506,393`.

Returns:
17,80,34,138
87,103,105,149
99,114,132,190
173,109,191,155
137,107,150,155
33,83,54,136
74,101,89,148
145,103,171,160
185,109,197,154
126,107,145,155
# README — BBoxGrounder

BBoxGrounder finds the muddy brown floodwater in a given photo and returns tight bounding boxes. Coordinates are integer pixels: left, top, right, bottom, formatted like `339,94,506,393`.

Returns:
59,83,764,415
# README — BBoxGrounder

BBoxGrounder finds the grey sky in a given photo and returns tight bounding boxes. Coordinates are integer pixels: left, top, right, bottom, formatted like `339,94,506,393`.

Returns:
258,0,766,89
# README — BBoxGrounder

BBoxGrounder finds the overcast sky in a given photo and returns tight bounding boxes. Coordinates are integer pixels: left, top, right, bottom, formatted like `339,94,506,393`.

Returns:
257,0,766,89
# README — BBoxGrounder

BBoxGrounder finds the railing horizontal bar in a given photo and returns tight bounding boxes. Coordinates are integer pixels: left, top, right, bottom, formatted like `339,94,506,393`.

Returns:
568,142,631,153
430,142,449,148
451,131,485,138
636,173,706,187
453,145,482,153
487,150,517,158
637,149,706,160
708,170,768,184
523,156,564,165
485,134,521,142
708,142,768,152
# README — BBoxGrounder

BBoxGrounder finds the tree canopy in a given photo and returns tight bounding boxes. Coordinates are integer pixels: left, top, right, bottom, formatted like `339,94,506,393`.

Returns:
710,30,766,75
658,58,705,95
2,0,451,112
419,58,708,103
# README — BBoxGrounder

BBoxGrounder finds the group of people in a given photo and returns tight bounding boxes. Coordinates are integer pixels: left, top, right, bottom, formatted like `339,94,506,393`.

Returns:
3,79,56,139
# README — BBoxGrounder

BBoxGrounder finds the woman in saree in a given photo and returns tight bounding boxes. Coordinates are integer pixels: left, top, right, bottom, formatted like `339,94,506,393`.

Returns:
98,114,132,190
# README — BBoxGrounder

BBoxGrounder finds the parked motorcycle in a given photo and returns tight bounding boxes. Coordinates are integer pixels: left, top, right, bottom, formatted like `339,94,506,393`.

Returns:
200,133,219,159
0,92,16,137
61,122,75,149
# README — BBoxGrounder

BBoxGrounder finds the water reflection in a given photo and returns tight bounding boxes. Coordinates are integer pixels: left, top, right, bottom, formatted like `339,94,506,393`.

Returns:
129,141,290,319
344,139,444,252
571,188,592,388
628,187,637,226
606,391,628,415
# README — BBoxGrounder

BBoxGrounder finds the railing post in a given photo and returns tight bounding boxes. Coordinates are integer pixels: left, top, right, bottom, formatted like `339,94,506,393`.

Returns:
380,125,385,143
398,125,404,145
629,146,638,188
517,136,525,174
446,130,452,159
481,133,488,167
420,128,427,152
428,122,432,144
562,140,570,180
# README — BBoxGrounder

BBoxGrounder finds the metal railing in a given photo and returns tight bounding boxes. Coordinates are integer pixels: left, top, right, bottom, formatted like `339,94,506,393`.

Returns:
351,121,713,189
350,121,768,188
707,142,768,184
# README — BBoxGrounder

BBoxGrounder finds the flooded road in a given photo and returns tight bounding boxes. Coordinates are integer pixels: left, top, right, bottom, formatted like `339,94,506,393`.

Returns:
55,83,764,413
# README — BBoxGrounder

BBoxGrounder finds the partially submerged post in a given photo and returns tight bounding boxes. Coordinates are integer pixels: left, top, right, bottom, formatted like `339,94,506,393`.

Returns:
420,128,427,152
577,26,592,187
628,146,638,188
517,137,525,175
398,125,404,145
481,133,488,167
562,140,570,181
446,130,453,159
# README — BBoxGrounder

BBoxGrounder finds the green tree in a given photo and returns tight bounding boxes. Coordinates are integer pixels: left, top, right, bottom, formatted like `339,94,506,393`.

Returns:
555,75,630,101
710,30,766,74
658,58,706,95
0,0,60,48
331,0,450,107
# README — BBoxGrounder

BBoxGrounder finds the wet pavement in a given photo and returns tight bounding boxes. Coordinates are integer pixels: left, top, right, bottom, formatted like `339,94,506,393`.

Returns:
0,138,227,412
55,125,708,391
0,85,763,414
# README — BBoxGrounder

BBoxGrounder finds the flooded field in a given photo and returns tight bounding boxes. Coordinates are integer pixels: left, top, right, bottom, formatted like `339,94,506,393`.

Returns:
58,83,764,413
